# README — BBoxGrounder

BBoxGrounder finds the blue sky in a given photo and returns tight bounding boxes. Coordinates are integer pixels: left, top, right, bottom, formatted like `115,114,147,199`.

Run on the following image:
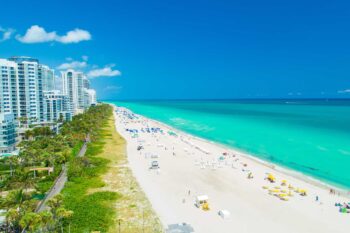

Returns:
1,0,350,100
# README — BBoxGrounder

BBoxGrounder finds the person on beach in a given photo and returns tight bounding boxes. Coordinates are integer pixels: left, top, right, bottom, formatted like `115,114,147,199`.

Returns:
316,196,319,202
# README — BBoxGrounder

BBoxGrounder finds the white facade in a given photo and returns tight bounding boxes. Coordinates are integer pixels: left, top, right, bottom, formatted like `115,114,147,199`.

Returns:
0,59,17,115
43,90,72,123
61,69,89,114
0,57,44,124
0,113,17,154
40,65,55,92
1,57,97,128
84,88,97,107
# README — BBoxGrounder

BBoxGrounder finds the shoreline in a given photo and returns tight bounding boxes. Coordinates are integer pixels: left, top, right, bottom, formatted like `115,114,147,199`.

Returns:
116,105,349,196
112,104,350,233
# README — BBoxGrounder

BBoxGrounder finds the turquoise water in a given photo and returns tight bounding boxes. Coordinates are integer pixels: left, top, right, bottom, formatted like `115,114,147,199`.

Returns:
107,100,350,189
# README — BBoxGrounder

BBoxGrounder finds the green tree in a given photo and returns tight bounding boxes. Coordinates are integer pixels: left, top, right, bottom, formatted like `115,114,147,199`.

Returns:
6,208,21,231
19,212,42,233
40,211,54,232
3,189,30,210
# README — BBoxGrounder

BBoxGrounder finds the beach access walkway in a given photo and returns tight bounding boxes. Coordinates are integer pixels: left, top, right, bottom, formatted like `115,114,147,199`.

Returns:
36,135,90,212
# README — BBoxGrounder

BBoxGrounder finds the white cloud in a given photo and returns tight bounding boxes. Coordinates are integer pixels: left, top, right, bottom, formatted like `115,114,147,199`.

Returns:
56,29,91,43
87,65,121,78
16,25,91,44
57,61,87,70
0,27,15,42
16,25,56,43
65,57,73,61
82,55,88,61
338,89,350,94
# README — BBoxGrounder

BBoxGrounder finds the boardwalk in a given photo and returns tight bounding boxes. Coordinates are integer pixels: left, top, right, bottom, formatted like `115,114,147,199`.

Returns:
36,140,88,212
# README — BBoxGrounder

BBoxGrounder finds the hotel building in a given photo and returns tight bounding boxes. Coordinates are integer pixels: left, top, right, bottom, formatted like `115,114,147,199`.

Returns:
0,113,17,155
61,69,91,114
0,56,97,154
43,90,72,123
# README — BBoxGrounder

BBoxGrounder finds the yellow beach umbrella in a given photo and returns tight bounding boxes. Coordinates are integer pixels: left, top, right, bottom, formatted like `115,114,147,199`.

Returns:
267,174,276,182
300,189,307,196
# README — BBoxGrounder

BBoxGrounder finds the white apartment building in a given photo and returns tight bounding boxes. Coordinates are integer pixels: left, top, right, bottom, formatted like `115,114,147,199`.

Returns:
61,69,90,114
0,113,17,155
84,88,97,107
0,56,98,154
0,59,17,115
0,57,59,125
1,57,97,127
40,65,55,92
43,90,72,123
0,57,42,123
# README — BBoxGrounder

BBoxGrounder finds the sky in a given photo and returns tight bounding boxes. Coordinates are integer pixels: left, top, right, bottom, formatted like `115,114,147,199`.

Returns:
1,0,350,100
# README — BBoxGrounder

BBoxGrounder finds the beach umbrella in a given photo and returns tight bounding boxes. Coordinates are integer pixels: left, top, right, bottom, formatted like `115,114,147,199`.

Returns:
267,174,276,183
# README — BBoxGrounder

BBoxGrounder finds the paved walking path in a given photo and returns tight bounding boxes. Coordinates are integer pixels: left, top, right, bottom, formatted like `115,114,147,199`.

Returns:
36,138,89,212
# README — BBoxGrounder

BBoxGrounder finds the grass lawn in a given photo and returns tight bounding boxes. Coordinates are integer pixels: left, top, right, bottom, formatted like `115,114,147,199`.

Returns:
62,111,163,233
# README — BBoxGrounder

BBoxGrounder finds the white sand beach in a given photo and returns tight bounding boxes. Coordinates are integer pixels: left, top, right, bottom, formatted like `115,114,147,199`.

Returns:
113,106,350,233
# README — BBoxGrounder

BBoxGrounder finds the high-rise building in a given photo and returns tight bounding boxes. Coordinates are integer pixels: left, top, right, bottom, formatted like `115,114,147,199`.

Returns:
43,90,72,123
83,77,90,89
0,56,99,155
0,59,17,115
0,113,17,155
61,69,89,114
40,65,55,92
84,88,97,108
0,56,59,125
38,65,55,122
1,57,97,126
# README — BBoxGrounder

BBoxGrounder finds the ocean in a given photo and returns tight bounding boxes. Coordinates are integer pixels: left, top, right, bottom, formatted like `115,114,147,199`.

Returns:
107,100,350,189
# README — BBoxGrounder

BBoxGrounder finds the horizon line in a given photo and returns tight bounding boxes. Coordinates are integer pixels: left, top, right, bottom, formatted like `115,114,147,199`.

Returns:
100,97,350,102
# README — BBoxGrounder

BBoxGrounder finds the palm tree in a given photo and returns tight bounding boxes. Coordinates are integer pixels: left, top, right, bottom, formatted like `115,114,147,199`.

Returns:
19,212,42,233
6,208,20,232
24,129,34,141
4,156,18,177
39,211,54,232
3,189,30,210
18,116,28,128
56,208,73,233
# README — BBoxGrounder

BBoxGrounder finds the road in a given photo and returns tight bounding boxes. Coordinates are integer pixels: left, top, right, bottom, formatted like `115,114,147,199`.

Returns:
36,139,88,212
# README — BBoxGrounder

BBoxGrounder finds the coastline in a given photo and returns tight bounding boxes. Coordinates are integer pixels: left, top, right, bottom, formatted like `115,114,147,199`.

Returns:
112,104,350,233
117,105,349,196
